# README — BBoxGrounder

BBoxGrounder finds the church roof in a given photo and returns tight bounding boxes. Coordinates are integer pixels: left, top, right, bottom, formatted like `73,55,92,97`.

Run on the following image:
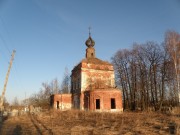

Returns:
81,58,112,65
72,58,112,72
89,88,121,92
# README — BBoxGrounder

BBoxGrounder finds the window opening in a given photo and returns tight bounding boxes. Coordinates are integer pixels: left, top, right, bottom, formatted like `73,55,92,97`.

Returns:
57,101,59,109
111,98,116,109
96,99,100,109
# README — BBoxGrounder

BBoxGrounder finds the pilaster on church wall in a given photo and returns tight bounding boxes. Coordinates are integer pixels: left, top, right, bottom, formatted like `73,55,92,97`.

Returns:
81,69,87,92
111,72,115,87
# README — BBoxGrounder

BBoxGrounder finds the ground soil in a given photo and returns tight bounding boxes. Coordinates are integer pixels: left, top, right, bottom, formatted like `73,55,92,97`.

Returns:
0,110,179,135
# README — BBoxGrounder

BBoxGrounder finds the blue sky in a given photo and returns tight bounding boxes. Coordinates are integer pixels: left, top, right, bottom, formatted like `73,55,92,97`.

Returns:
0,0,180,103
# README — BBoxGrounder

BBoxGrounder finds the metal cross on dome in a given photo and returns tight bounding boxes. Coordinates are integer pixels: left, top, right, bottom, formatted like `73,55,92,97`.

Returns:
89,26,91,37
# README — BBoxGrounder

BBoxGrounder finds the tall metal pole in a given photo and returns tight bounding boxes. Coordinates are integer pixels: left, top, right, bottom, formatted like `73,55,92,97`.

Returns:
0,50,16,110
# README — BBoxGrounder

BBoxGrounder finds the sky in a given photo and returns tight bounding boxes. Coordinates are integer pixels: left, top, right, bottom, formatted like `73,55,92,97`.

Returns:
0,0,180,103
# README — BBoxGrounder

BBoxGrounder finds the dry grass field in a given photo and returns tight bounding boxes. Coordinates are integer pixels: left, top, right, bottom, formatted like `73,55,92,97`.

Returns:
0,109,180,135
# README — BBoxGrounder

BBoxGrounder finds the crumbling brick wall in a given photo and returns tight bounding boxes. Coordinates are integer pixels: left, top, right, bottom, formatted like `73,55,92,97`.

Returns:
71,58,123,112
50,94,72,110
88,89,123,112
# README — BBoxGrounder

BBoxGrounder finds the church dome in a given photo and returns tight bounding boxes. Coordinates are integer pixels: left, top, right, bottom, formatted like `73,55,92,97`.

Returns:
85,36,95,47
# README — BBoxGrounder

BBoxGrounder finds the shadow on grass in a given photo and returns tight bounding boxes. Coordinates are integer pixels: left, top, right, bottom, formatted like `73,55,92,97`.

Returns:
13,125,22,135
0,115,8,134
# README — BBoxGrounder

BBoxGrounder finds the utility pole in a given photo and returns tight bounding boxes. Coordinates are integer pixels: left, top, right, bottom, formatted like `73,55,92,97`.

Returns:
0,50,16,111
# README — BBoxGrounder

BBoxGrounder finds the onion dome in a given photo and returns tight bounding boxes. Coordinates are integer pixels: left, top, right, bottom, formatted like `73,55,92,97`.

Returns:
85,36,95,47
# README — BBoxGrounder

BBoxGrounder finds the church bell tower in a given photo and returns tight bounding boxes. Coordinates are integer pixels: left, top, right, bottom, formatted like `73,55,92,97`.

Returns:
85,28,96,58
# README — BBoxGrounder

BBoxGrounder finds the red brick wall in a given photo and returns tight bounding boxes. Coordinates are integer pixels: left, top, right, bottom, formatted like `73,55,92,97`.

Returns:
81,63,115,92
51,94,72,110
71,60,123,112
82,62,114,71
88,89,123,112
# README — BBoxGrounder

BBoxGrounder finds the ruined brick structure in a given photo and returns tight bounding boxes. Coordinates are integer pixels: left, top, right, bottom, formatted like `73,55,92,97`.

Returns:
71,32,123,112
50,32,123,112
50,94,71,110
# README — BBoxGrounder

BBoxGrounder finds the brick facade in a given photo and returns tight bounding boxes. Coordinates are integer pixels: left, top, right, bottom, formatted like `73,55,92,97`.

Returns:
90,89,123,111
50,33,123,112
50,94,71,110
71,34,123,112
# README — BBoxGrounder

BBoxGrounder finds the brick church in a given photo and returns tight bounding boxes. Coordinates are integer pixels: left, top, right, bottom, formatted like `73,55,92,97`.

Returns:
51,32,123,112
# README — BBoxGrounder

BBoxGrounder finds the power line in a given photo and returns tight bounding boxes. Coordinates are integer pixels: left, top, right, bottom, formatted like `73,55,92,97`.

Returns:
0,33,11,54
0,15,13,54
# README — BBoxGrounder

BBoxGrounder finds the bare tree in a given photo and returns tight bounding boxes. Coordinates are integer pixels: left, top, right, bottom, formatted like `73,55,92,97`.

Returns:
51,78,59,94
12,97,19,106
112,39,177,111
2,97,9,109
165,30,180,105
28,78,62,108
61,67,70,94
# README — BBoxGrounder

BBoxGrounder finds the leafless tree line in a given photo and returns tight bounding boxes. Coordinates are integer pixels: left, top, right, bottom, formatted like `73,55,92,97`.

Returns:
112,30,180,111
27,68,70,108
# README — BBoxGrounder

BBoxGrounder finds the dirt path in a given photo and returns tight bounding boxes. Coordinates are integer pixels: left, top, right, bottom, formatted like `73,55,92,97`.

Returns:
0,114,52,135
